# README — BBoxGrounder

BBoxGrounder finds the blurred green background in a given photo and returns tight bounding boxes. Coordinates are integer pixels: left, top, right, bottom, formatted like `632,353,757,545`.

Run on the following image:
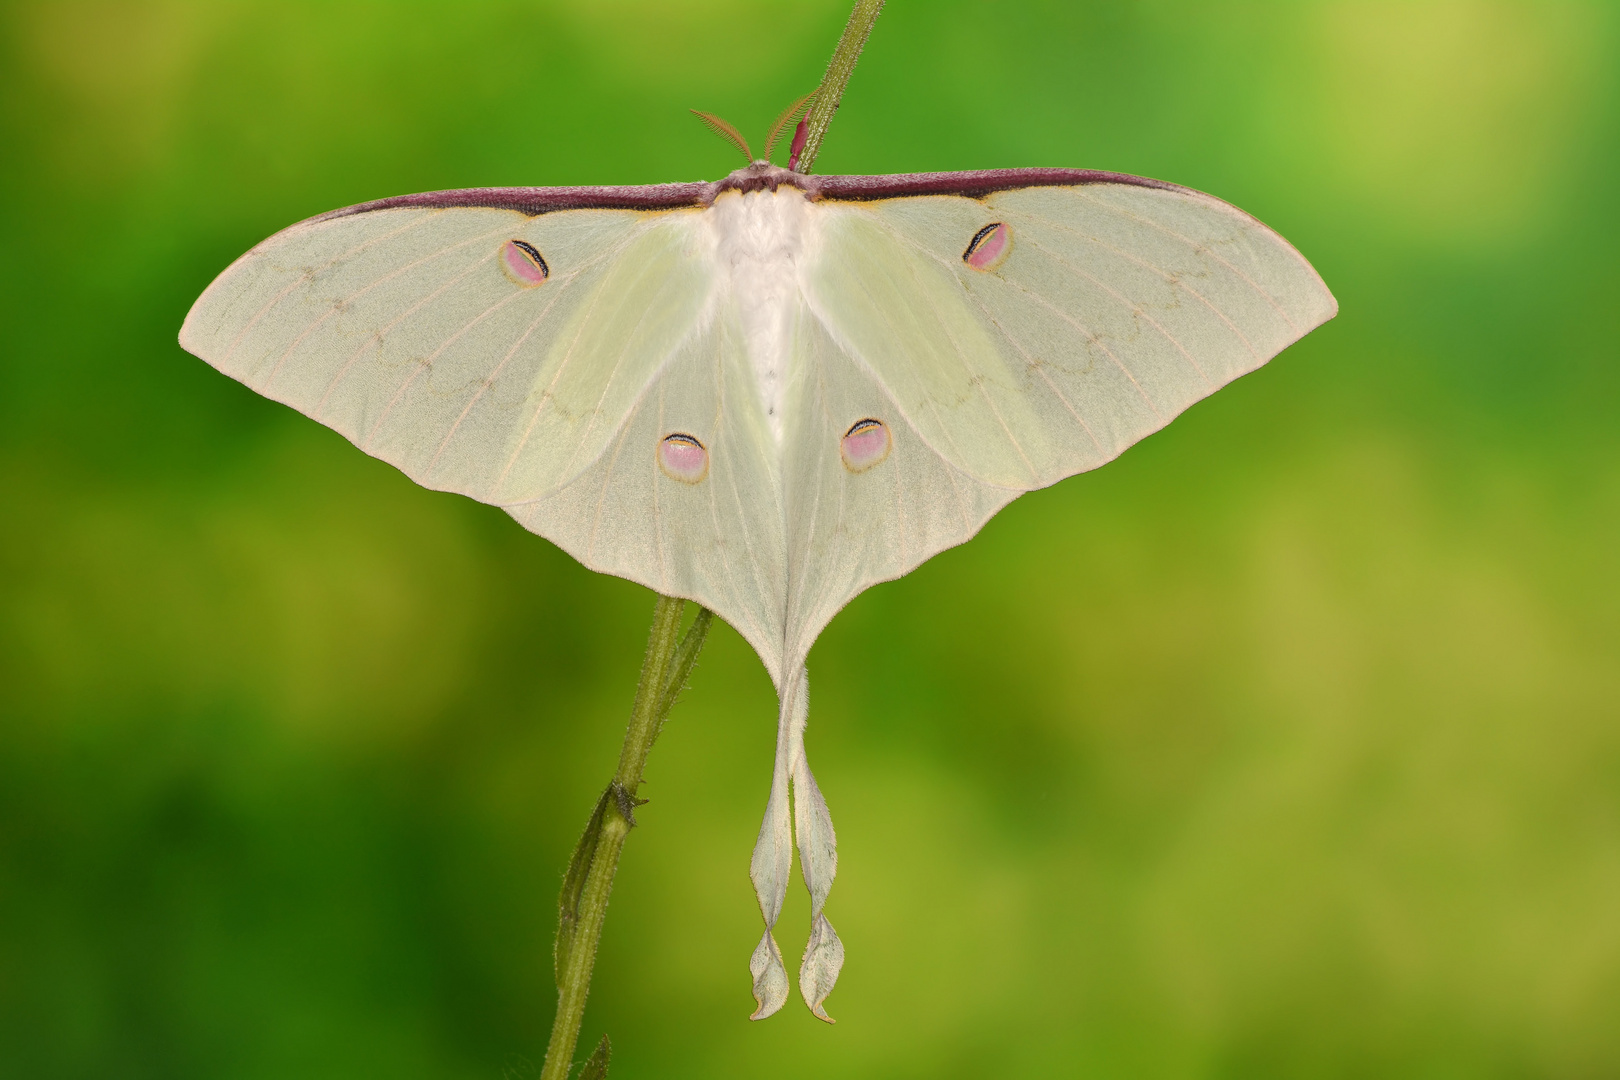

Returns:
2,1,1617,1077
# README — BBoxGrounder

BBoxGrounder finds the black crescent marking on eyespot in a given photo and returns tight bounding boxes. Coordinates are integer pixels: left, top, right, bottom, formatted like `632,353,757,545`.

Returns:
663,432,705,449
844,418,884,438
963,223,1004,262
509,239,549,278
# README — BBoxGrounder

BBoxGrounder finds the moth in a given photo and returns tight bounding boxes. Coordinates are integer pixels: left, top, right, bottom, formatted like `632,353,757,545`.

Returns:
180,105,1336,1022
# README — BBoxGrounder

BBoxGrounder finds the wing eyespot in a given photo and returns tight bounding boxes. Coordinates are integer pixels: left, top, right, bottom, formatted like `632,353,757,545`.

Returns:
501,239,549,286
840,418,891,473
963,222,1011,272
658,433,709,484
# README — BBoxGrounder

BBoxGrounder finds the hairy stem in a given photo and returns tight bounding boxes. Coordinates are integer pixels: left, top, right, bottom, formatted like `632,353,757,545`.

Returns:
541,596,713,1080
797,0,885,174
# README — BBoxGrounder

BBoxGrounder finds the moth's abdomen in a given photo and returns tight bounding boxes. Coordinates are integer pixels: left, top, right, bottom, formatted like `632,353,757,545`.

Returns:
709,188,817,446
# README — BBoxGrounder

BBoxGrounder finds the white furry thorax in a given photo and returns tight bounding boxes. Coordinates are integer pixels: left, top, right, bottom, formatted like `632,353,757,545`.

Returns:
706,187,819,444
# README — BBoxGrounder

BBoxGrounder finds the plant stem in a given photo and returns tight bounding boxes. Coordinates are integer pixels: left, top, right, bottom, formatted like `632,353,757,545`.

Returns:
797,0,885,174
541,596,713,1080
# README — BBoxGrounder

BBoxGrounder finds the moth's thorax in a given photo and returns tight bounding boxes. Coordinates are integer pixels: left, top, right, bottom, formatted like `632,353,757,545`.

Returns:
708,187,817,444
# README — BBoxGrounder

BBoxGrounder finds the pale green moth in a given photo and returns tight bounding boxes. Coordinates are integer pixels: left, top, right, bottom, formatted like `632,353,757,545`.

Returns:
180,121,1336,1022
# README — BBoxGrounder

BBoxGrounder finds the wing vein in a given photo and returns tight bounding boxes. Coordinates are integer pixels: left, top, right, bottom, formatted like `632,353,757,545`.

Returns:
1029,213,1262,361
493,220,687,494
805,247,978,480
313,245,504,419
868,223,1121,453
426,230,655,475
266,221,513,393
361,283,530,452
1017,232,1215,390
1066,190,1301,333
714,322,777,650
874,221,1140,466
218,212,440,368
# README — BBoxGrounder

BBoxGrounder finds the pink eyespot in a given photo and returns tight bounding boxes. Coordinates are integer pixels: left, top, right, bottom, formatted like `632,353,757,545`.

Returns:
658,433,709,483
501,239,549,286
840,418,891,473
963,222,1011,271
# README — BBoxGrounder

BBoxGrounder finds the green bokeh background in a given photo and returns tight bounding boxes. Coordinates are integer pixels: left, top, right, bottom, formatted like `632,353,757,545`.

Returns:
2,1,1617,1077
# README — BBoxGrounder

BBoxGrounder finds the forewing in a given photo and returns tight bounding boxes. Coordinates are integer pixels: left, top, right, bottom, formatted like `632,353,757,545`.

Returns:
180,203,714,504
803,182,1336,490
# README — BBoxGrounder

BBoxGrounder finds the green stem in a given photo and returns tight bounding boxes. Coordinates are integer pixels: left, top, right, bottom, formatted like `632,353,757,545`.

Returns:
797,0,886,174
541,596,713,1080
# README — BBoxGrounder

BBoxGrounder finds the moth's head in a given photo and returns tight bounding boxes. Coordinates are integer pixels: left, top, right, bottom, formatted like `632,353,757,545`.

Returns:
718,161,810,196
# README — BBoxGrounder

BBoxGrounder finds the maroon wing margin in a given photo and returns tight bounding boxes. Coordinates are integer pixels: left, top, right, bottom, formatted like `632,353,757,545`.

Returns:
806,167,1191,201
300,167,1190,225
308,181,716,223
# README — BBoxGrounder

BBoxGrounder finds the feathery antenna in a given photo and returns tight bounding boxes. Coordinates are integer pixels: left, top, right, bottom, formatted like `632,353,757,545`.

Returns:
690,110,755,163
764,90,818,163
